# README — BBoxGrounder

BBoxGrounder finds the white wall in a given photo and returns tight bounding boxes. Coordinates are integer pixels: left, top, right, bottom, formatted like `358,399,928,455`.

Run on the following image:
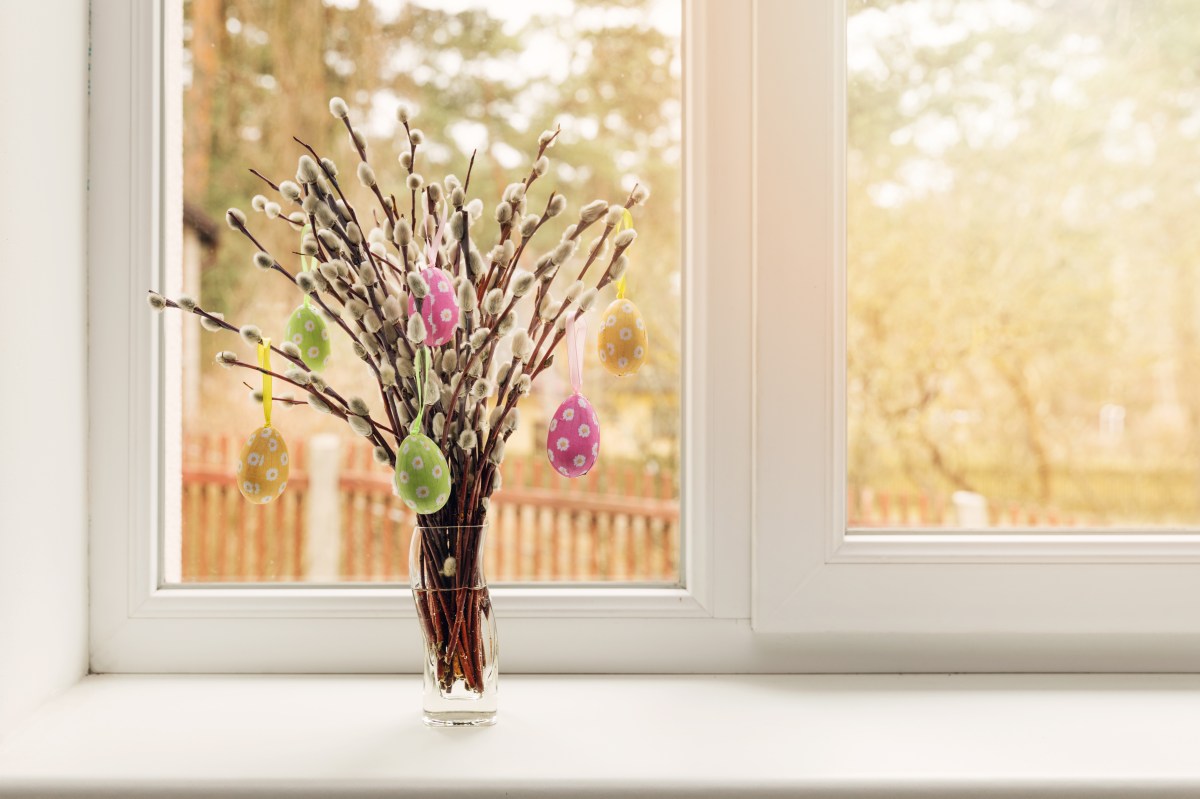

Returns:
0,0,90,735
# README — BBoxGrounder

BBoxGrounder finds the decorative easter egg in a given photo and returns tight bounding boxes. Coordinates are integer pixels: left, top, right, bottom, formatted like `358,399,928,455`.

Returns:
546,393,601,478
597,299,648,377
236,425,290,504
407,267,460,346
285,304,331,371
395,433,452,514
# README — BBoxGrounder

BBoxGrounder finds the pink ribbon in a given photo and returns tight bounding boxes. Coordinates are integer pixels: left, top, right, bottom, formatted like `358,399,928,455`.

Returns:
566,310,586,395
423,215,447,270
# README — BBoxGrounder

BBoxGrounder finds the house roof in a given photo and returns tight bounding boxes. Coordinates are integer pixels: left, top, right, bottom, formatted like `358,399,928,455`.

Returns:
182,201,220,246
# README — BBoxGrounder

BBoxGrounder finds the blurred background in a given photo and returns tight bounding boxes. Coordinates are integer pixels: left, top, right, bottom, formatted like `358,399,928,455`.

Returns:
177,0,1189,573
177,0,681,582
848,0,1200,529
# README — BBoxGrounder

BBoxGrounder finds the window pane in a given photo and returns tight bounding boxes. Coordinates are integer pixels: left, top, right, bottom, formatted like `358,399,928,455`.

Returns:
847,0,1200,529
176,0,682,581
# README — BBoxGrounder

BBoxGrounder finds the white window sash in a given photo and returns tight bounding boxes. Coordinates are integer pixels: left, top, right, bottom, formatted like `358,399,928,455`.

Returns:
89,0,756,673
92,0,1200,675
752,0,1200,668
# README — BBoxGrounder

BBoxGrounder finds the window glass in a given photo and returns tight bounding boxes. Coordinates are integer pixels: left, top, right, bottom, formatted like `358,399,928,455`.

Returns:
848,0,1200,529
177,0,682,581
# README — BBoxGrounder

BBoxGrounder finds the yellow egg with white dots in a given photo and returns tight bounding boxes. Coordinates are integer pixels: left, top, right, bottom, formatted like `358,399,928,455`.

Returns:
236,425,290,504
596,299,648,377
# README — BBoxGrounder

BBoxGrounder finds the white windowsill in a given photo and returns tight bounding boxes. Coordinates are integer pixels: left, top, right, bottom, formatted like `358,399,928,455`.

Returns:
2,675,1200,797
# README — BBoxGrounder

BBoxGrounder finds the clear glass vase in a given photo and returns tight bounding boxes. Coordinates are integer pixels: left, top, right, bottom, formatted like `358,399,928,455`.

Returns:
409,524,497,727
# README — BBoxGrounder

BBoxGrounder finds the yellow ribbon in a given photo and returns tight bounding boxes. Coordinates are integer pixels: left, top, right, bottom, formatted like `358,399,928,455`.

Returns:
258,338,272,427
616,209,634,299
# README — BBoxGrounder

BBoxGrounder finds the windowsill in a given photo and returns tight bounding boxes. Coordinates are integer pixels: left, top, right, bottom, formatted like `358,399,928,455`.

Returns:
3,674,1200,797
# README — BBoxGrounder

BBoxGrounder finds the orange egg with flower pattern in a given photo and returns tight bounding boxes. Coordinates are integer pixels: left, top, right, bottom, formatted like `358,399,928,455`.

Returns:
236,425,289,504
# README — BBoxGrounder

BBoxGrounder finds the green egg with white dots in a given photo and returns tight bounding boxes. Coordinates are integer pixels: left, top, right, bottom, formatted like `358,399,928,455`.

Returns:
285,304,330,371
394,433,451,514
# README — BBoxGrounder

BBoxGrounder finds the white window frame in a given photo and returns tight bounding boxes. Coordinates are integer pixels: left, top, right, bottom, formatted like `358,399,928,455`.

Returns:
754,0,1200,671
89,0,757,673
93,0,1200,676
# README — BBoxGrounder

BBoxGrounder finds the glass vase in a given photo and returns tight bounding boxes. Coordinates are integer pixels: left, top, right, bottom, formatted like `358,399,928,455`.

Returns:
409,524,497,727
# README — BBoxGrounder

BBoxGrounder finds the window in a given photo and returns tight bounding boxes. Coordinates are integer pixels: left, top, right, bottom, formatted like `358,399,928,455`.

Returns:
174,0,683,585
89,0,753,673
754,0,1200,670
847,0,1200,532
97,0,1200,676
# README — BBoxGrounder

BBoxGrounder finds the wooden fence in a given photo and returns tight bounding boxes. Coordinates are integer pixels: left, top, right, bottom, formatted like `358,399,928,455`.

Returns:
182,433,680,583
848,484,1083,528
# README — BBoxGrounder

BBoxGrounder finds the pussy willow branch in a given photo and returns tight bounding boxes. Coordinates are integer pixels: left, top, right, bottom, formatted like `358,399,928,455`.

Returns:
154,290,396,458
156,295,303,372
298,187,406,438
401,119,418,223
241,381,305,406
159,101,647,558
228,357,396,438
483,187,640,439
476,131,558,296
498,193,556,288
248,169,280,192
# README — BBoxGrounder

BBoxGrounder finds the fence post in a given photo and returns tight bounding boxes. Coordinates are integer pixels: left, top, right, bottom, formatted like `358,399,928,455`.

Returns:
952,490,989,528
306,434,342,580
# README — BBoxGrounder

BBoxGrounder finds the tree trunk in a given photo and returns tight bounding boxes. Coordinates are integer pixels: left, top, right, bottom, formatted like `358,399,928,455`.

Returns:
185,0,223,202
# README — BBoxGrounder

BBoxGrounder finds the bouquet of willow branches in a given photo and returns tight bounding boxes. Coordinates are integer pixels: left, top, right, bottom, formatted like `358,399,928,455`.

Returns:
149,97,646,693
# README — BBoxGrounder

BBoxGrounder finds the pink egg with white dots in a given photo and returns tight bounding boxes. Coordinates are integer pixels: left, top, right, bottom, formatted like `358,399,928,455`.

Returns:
546,392,601,478
407,266,459,346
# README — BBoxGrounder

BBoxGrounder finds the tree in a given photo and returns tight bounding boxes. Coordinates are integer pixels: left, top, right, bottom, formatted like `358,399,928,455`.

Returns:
848,0,1200,522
